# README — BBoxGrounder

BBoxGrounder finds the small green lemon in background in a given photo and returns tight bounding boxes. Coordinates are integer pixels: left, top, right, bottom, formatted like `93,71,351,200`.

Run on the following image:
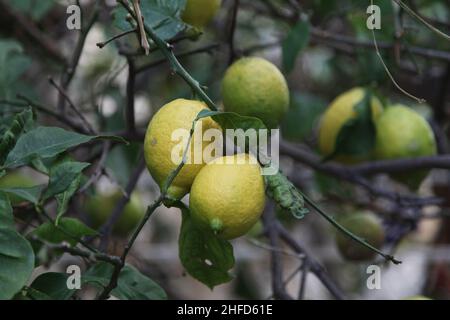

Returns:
0,172,37,205
318,87,383,163
189,153,265,240
84,192,143,237
144,99,221,200
182,0,222,29
335,212,384,262
374,104,437,189
221,57,290,129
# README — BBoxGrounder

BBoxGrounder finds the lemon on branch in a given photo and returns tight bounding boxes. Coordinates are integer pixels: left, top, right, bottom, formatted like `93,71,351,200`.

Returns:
318,87,383,163
144,99,221,200
189,153,265,239
221,57,290,129
374,104,437,189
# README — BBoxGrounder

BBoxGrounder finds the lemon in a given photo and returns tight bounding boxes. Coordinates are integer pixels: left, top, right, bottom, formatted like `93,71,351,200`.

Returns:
318,87,383,163
374,104,437,189
84,192,143,237
0,172,37,205
189,154,266,239
221,57,290,129
144,99,221,199
403,295,432,300
335,212,384,262
182,0,222,29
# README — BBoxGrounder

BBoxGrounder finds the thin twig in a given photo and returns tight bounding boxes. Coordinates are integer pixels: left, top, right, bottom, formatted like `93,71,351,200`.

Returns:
97,29,137,48
227,0,240,65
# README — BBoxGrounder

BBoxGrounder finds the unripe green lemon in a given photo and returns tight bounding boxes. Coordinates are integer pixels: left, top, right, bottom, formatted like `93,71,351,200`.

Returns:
84,192,143,237
318,87,383,163
335,212,384,262
182,0,222,29
189,153,266,239
221,57,290,129
374,104,437,189
0,172,37,205
144,99,221,199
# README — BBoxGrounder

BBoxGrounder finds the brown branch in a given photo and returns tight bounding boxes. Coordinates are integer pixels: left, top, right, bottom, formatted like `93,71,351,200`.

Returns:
227,0,240,65
262,203,293,300
125,58,136,134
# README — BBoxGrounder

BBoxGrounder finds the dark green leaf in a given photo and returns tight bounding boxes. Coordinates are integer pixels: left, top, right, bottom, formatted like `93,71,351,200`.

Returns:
328,90,376,159
0,228,35,299
43,161,90,200
281,93,327,142
0,108,34,165
32,218,97,247
177,203,234,289
0,191,14,228
55,175,83,224
282,20,310,72
83,262,167,300
196,109,266,131
113,0,187,40
29,272,76,300
265,172,309,219
0,185,44,204
3,126,126,169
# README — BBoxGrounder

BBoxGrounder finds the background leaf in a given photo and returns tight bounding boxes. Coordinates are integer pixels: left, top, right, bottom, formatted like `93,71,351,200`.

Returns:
31,218,97,247
43,161,90,200
0,191,14,228
113,0,187,40
83,262,167,300
0,185,44,204
0,228,35,299
29,272,76,300
282,20,310,73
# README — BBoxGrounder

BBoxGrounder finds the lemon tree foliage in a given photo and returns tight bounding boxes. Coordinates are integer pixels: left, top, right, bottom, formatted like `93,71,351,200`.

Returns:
265,172,309,220
27,273,76,300
177,202,235,289
83,262,167,300
0,194,34,300
113,0,188,40
282,20,310,73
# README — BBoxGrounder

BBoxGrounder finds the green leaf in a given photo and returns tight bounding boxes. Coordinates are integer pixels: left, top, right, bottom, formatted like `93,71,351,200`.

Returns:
0,40,32,99
281,93,327,142
29,272,76,300
113,0,187,41
177,203,234,289
196,109,266,131
83,262,167,300
0,185,44,204
265,172,309,219
0,108,34,165
43,161,90,200
0,191,14,228
282,20,310,72
3,126,126,169
54,175,83,224
31,218,97,247
326,90,376,159
0,228,35,299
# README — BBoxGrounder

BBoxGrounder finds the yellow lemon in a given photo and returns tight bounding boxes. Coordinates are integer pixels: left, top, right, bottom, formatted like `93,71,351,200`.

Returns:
374,104,437,189
189,154,265,239
335,212,384,262
84,191,143,237
318,87,383,163
221,57,290,129
182,0,222,29
144,99,221,199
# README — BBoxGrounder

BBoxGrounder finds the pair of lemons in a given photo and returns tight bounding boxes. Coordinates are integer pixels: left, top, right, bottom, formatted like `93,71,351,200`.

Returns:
144,55,290,239
318,87,437,189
